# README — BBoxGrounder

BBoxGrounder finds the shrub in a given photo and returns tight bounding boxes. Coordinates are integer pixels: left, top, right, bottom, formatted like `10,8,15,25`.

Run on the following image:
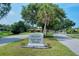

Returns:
66,28,79,34
11,21,27,34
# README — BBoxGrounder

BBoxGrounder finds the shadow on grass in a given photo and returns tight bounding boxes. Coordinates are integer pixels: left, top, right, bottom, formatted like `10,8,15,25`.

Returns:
53,35,70,41
45,35,57,41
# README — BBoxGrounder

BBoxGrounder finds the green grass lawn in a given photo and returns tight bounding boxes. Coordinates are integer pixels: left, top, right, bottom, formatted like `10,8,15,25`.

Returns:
20,32,33,35
68,34,79,39
0,31,12,38
0,37,76,56
0,31,30,38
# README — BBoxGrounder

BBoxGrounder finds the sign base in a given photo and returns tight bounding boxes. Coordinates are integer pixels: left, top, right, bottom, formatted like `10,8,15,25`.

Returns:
23,43,48,48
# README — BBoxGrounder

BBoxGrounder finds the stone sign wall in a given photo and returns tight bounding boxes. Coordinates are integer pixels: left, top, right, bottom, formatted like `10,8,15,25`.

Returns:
24,33,48,48
28,33,43,44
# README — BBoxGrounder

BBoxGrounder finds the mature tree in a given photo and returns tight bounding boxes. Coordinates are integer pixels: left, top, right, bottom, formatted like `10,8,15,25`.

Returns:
48,18,75,32
49,19,63,31
64,19,75,28
0,3,11,20
21,4,37,27
21,3,66,36
11,21,27,34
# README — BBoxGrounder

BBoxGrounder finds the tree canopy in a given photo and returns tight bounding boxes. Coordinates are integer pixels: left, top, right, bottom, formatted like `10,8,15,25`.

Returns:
21,3,75,36
0,3,11,20
21,3,66,26
11,21,27,34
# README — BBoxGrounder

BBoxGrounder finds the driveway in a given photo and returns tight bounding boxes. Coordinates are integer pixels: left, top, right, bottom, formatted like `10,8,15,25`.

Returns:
0,34,28,46
53,33,79,55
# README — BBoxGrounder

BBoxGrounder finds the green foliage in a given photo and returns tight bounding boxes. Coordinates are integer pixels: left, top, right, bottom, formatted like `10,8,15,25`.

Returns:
0,24,11,31
11,21,27,34
21,3,67,36
48,18,75,31
66,28,79,34
66,27,74,34
36,4,66,25
0,31,12,38
67,28,79,38
21,3,75,34
0,3,11,20
64,19,75,29
21,4,37,26
77,28,79,33
73,28,79,34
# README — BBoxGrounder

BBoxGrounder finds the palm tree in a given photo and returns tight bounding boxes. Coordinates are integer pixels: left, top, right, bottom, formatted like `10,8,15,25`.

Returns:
36,4,66,36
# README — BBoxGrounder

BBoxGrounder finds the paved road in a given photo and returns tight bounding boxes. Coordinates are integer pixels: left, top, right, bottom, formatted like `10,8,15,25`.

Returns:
0,34,28,46
53,33,79,56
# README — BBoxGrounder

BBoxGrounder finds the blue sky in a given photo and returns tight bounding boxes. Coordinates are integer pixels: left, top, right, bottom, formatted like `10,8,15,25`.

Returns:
0,3,79,28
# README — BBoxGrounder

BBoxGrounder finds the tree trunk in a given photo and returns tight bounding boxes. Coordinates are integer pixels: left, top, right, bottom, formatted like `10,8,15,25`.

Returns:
43,21,47,37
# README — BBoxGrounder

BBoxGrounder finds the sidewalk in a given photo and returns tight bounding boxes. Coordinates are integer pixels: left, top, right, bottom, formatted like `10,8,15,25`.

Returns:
53,33,79,56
